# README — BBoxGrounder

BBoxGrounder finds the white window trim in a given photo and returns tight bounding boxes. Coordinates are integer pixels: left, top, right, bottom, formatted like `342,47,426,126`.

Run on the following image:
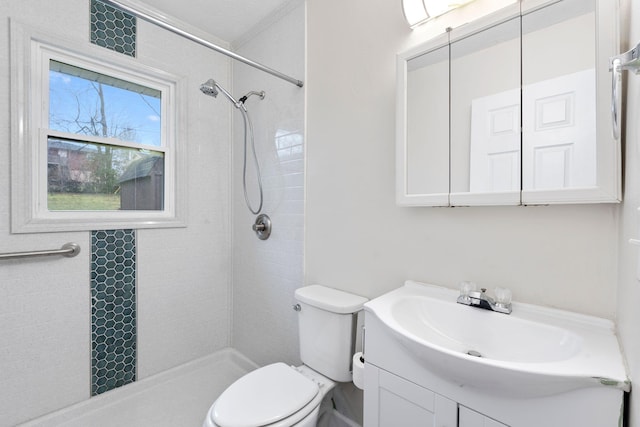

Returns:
10,20,187,233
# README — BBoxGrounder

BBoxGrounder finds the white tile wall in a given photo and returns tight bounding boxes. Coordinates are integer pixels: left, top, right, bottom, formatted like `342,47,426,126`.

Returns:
0,3,93,425
0,1,233,424
0,249,91,426
231,1,306,367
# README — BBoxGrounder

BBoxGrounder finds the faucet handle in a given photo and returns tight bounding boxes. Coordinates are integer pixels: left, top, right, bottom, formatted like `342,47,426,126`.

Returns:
494,287,512,306
459,281,477,298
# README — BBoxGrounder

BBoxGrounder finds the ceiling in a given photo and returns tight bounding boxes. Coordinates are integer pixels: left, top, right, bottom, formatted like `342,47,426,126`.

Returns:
137,0,293,44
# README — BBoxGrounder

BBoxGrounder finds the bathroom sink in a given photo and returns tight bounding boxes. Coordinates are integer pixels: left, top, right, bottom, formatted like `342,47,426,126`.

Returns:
392,294,581,364
364,281,629,397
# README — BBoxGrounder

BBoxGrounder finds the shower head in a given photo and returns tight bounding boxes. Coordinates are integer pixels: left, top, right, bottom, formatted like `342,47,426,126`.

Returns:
200,78,239,107
200,79,219,97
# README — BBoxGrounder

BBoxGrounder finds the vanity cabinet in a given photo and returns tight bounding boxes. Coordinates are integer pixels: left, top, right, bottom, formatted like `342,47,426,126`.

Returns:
363,311,626,427
365,363,507,427
458,407,508,427
396,0,620,206
365,363,457,426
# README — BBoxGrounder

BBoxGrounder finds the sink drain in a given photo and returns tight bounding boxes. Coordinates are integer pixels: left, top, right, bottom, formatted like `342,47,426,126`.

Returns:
466,350,482,358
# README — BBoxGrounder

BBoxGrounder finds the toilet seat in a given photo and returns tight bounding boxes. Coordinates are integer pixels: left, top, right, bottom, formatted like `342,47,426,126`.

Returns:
210,363,322,427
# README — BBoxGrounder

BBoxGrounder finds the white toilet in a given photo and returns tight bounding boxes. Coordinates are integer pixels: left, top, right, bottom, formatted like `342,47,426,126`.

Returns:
203,285,368,427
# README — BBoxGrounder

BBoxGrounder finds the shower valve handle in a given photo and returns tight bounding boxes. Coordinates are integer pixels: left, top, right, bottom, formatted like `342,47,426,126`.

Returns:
252,214,272,240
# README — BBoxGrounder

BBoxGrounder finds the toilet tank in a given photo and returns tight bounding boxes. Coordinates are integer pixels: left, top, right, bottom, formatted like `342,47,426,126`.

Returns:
295,285,368,382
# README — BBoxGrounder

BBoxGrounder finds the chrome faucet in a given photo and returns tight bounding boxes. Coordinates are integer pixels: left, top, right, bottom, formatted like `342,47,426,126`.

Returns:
457,283,512,314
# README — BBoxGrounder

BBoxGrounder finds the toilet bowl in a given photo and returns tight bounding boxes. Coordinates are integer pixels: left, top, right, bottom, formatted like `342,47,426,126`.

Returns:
202,285,367,427
203,363,335,427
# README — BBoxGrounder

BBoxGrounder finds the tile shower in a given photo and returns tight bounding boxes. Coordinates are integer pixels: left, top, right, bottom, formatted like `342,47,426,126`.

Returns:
0,0,300,423
1,0,232,422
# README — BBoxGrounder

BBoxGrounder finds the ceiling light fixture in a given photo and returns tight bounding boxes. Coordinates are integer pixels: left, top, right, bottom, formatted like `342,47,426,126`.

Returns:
401,0,476,28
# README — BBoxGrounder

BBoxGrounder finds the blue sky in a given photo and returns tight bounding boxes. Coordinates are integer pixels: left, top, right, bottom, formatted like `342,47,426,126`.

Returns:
49,67,162,147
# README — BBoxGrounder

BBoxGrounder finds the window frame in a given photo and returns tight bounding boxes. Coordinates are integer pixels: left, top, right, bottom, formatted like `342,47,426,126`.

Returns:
10,21,186,233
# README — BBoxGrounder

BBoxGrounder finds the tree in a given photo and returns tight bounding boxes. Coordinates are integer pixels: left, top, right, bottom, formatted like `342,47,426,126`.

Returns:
49,68,159,195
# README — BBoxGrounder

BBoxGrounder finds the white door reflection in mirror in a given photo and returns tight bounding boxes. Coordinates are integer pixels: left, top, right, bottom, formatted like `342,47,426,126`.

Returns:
522,0,597,193
523,69,596,190
449,16,520,204
470,88,520,193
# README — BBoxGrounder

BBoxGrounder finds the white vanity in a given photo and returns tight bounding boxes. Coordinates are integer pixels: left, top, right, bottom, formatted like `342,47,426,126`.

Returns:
363,281,629,426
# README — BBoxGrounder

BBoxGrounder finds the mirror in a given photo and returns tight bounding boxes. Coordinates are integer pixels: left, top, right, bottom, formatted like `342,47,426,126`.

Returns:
406,45,449,198
397,34,450,206
523,0,596,192
521,0,618,203
396,0,620,207
450,16,521,205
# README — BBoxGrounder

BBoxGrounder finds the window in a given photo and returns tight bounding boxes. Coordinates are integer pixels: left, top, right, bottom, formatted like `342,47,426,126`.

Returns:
11,23,185,232
48,61,164,211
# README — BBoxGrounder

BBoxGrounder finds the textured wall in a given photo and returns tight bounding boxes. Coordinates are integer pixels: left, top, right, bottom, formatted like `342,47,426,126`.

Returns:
0,1,232,424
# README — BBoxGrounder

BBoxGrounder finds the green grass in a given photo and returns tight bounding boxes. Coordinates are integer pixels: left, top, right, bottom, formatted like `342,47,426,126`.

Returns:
48,193,121,211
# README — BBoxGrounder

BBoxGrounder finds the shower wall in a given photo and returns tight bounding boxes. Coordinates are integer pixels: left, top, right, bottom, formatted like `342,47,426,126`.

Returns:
0,1,232,425
231,1,306,367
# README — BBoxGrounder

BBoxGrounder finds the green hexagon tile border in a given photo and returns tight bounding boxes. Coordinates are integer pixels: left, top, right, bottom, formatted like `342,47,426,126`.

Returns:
90,0,136,57
88,1,138,397
91,229,137,396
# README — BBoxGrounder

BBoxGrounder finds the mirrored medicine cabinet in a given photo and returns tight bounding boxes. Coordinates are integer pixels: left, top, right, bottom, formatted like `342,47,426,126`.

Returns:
396,0,621,206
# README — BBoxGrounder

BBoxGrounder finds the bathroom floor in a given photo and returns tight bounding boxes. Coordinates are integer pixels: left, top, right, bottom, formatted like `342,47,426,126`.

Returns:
19,350,255,427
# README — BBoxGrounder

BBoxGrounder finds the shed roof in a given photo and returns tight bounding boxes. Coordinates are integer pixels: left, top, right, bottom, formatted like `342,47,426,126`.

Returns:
119,155,163,183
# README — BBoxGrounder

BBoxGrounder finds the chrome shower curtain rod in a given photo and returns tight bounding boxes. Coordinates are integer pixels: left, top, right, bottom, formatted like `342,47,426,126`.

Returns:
102,0,304,88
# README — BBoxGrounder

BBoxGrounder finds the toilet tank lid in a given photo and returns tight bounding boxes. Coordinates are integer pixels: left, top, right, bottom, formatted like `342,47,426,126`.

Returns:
295,285,368,314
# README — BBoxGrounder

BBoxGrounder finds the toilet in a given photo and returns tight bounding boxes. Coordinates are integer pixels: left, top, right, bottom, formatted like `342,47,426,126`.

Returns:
203,285,368,427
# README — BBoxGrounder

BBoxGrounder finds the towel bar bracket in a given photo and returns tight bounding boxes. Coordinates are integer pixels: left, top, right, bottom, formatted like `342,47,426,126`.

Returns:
609,41,640,140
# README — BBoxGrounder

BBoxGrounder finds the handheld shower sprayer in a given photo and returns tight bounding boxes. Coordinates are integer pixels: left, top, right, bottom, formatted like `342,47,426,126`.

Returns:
199,79,219,97
199,78,268,234
200,79,266,109
200,79,243,108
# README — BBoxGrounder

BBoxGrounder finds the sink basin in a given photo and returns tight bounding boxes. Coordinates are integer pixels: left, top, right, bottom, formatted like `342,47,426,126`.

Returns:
365,281,629,397
392,295,582,363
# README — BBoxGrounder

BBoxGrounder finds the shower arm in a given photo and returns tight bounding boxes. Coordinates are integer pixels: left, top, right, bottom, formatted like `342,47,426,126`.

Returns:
239,91,266,104
216,83,245,109
102,0,304,88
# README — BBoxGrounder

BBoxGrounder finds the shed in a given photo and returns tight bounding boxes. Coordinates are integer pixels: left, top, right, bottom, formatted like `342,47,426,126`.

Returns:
118,155,164,210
